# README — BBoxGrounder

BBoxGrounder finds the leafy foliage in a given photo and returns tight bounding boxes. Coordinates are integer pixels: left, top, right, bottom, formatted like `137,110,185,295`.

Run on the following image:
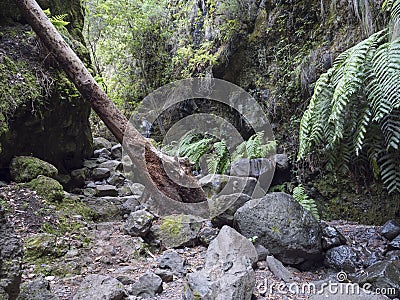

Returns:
43,9,70,30
163,131,275,174
292,185,320,221
83,0,251,109
298,0,400,194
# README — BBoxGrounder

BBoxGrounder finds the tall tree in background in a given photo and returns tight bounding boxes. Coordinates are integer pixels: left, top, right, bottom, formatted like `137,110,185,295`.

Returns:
14,0,207,206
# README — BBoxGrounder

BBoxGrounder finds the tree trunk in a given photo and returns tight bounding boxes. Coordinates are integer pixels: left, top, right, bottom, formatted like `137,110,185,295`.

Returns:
14,0,207,211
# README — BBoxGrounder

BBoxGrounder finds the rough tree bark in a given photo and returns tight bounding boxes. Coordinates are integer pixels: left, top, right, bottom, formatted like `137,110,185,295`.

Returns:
14,0,207,209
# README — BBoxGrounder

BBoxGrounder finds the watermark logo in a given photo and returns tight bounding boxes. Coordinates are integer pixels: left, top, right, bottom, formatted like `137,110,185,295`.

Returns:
256,272,397,297
122,78,275,217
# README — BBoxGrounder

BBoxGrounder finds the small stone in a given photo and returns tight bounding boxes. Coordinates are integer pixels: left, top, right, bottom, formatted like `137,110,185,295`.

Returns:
123,210,154,237
111,144,122,159
266,256,293,282
99,160,122,171
27,175,64,202
94,148,111,158
93,137,112,150
95,185,118,197
73,274,126,300
83,159,98,169
116,275,134,285
18,277,59,300
154,269,173,282
255,244,269,261
129,272,163,298
321,223,347,250
198,226,219,246
388,234,400,250
380,220,400,241
158,250,186,277
92,168,111,180
324,245,358,273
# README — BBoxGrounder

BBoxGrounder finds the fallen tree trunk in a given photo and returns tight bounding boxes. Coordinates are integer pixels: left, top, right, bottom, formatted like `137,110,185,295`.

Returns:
14,0,207,210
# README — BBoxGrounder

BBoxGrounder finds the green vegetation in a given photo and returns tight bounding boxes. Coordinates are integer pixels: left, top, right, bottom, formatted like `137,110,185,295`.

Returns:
298,0,400,194
0,55,41,153
9,156,58,183
163,131,276,174
26,175,64,202
292,184,320,221
84,0,252,109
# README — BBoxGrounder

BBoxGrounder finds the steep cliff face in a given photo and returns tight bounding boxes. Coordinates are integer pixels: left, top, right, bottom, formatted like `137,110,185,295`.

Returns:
0,0,92,174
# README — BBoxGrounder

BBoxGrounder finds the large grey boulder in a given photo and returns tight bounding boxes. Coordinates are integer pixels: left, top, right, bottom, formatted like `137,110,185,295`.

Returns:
0,206,23,300
184,226,257,300
73,274,126,300
209,193,251,227
234,192,322,265
199,174,258,199
10,156,58,183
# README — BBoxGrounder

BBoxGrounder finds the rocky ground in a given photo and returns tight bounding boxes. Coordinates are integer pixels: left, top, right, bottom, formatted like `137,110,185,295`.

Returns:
0,137,399,300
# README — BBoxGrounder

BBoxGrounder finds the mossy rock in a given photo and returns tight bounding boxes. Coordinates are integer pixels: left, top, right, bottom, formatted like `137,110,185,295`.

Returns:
27,175,64,202
10,156,58,183
24,233,68,259
158,214,204,248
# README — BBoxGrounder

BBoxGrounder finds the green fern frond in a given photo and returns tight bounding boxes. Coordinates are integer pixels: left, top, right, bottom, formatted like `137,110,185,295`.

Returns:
298,1,400,193
292,184,320,221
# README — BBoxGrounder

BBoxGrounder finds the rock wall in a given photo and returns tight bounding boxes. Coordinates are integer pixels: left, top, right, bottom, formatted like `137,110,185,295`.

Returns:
0,0,92,174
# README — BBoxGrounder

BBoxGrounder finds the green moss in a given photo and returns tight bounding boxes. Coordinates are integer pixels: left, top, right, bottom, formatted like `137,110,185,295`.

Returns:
26,175,64,202
0,55,42,153
160,215,183,240
24,233,68,260
10,156,58,183
42,196,98,237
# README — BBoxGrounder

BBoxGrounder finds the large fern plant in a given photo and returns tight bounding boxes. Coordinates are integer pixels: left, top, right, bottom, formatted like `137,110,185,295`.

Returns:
163,131,275,174
298,0,400,194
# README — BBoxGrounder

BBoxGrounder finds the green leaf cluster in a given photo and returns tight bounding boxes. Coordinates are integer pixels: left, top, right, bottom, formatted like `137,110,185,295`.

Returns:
292,184,320,221
298,0,400,194
163,131,276,175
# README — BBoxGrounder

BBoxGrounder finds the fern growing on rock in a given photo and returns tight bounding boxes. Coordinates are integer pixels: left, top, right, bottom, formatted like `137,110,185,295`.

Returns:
298,0,400,194
162,131,275,174
293,185,320,221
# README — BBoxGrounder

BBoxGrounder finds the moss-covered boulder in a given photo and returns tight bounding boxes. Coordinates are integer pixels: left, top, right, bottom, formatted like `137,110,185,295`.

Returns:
154,214,205,248
27,175,64,202
24,233,69,260
10,156,58,183
0,0,92,173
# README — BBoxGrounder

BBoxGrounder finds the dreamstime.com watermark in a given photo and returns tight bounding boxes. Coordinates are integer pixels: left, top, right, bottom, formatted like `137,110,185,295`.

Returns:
256,271,397,297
